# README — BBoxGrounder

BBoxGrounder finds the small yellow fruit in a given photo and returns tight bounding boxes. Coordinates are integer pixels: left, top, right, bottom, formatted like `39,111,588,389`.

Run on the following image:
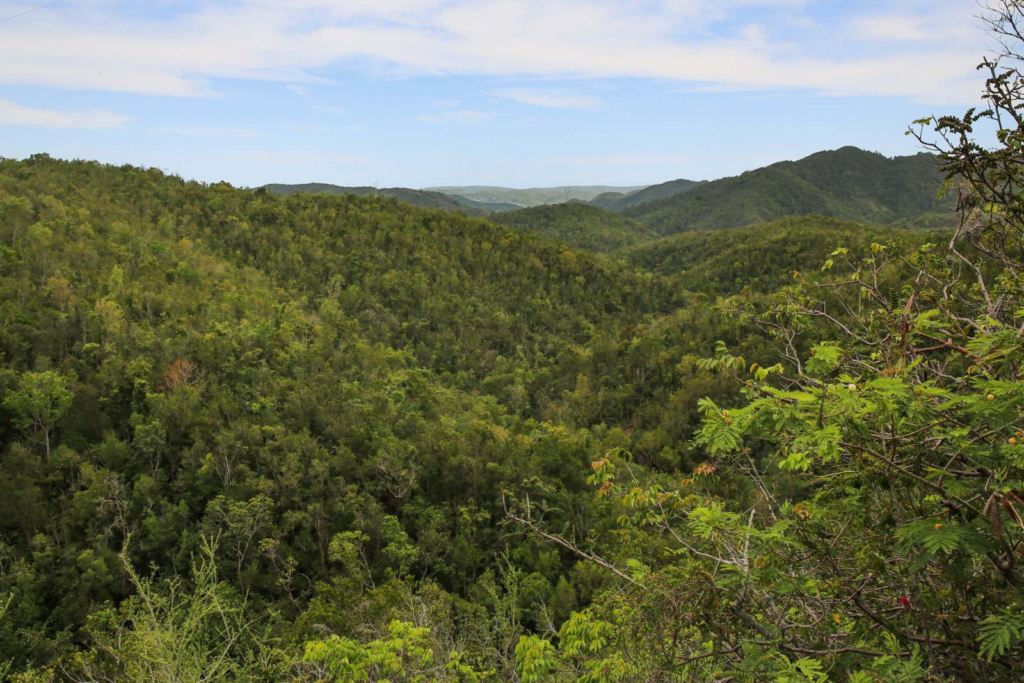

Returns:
724,418,732,425
722,410,730,417
934,523,943,530
847,383,857,391
1011,437,1019,446
1015,430,1022,438
987,393,996,401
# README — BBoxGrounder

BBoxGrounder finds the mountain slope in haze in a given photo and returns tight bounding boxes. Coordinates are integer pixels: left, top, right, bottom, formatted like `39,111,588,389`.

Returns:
589,191,629,209
262,182,516,215
618,214,922,296
427,184,649,207
627,147,953,235
490,202,659,252
598,177,704,212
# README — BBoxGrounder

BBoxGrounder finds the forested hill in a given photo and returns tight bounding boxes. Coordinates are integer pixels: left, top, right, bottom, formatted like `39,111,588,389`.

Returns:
627,146,953,234
618,214,919,295
262,182,518,215
490,202,659,251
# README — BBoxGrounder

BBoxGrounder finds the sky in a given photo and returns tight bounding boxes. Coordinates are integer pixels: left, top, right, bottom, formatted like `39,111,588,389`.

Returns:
0,0,997,188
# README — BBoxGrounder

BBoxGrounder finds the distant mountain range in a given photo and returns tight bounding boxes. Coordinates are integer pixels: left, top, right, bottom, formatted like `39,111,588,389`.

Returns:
425,185,649,208
263,147,954,251
261,183,518,215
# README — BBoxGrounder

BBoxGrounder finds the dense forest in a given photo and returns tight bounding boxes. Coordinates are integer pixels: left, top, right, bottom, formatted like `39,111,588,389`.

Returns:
0,153,768,680
490,204,658,252
619,215,917,294
2,5,1024,681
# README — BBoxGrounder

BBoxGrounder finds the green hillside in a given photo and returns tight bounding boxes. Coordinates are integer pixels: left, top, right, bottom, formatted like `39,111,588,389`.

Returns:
491,202,659,252
619,214,921,295
628,146,953,234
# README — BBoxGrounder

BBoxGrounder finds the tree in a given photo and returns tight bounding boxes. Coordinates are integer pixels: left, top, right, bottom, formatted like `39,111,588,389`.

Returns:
3,370,74,459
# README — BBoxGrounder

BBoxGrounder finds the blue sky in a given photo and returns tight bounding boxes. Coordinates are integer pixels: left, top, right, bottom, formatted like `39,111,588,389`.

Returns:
0,0,993,188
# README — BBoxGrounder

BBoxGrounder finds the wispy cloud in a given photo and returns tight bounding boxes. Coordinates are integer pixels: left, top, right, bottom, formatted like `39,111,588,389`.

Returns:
416,109,493,124
287,84,347,114
0,0,987,104
847,13,971,43
0,99,130,129
490,88,602,109
287,84,312,100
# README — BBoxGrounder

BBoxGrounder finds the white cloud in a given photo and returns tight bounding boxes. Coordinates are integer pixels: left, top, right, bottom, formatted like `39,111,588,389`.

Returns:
416,109,493,123
0,0,990,104
490,88,602,109
0,99,130,129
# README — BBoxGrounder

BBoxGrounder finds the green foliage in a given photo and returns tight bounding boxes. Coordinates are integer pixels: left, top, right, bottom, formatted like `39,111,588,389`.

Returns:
303,619,487,682
977,605,1024,662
